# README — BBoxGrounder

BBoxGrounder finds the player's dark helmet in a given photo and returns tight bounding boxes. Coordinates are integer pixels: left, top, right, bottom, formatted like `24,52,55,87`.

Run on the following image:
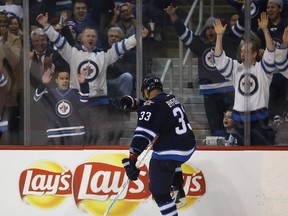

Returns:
141,76,163,94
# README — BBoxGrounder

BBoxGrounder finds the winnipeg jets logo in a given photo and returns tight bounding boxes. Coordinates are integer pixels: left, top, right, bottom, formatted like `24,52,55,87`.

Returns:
238,74,258,96
78,60,99,82
242,2,258,18
56,100,72,117
144,100,154,106
273,38,282,48
202,48,216,70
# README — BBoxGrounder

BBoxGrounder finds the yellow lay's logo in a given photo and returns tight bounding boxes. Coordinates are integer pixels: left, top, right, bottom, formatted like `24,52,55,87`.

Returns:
73,153,150,216
19,160,72,208
18,154,206,215
181,163,206,209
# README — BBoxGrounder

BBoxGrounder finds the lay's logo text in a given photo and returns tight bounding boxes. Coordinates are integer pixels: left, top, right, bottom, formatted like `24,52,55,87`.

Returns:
19,153,206,215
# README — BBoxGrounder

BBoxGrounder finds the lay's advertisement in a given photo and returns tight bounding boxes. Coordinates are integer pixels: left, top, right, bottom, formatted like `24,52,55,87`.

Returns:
1,148,288,216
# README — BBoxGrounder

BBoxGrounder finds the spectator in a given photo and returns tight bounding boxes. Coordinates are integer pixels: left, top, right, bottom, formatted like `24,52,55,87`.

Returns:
0,0,22,19
34,68,89,145
230,10,261,62
55,0,73,18
0,71,8,140
109,2,153,74
69,0,102,48
49,11,78,47
203,108,244,146
164,5,244,135
256,0,288,120
106,26,134,100
29,27,68,145
110,2,137,38
129,0,167,41
226,0,267,33
7,15,22,37
275,26,288,74
29,27,68,90
0,12,22,144
105,26,135,145
272,102,288,145
274,27,288,144
214,12,276,145
36,12,148,145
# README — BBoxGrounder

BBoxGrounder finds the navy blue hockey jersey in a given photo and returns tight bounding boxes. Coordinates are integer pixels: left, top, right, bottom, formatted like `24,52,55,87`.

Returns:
34,83,89,139
130,92,196,162
172,17,243,95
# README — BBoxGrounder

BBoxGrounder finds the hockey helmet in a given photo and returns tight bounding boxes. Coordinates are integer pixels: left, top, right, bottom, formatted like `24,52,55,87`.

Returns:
141,76,163,94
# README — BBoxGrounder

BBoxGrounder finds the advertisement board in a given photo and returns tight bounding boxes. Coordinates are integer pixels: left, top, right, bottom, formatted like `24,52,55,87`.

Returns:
0,147,287,216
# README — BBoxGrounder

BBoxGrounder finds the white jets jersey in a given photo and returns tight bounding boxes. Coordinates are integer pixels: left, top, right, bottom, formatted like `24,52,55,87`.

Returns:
214,49,276,112
44,25,137,98
275,46,288,77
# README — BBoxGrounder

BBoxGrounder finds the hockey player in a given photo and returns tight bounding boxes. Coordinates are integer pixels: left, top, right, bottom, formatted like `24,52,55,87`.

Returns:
213,12,276,145
121,76,196,215
34,68,89,145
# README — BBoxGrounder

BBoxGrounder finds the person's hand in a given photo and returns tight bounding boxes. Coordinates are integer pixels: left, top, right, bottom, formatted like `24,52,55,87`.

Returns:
120,95,138,110
258,48,265,58
213,19,226,36
0,26,8,43
122,158,140,181
42,68,52,84
53,23,62,32
258,12,268,30
164,4,178,16
78,68,87,84
44,54,53,69
29,50,34,60
164,4,178,22
36,13,49,28
113,3,120,17
60,10,68,23
282,27,288,47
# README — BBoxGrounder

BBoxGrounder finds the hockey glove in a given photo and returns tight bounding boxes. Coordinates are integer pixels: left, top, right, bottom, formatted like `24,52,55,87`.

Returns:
120,95,139,111
122,158,140,181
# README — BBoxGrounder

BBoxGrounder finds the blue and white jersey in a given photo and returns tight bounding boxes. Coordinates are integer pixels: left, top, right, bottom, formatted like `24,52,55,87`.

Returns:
275,46,288,77
130,92,196,162
34,83,89,138
214,49,276,121
43,25,137,99
172,18,244,95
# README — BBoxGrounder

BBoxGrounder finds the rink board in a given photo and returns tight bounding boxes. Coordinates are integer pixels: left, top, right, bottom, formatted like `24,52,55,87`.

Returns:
0,146,287,216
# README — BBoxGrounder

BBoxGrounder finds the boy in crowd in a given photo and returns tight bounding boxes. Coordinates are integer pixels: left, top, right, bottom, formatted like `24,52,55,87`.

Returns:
34,68,89,145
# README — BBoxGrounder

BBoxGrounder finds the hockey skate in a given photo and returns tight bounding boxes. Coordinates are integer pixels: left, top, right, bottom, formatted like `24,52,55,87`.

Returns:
172,186,186,209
